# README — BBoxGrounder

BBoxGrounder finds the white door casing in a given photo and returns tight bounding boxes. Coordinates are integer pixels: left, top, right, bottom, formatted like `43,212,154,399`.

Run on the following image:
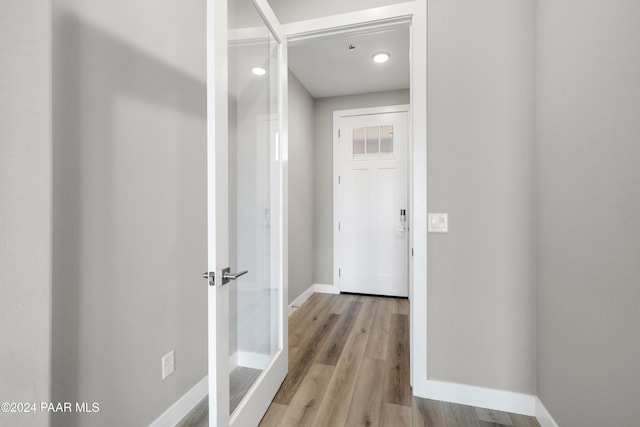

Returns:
334,106,409,297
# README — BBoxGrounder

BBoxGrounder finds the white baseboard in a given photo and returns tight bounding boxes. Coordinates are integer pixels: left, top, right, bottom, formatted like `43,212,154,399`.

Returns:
413,379,536,417
535,397,560,427
314,283,339,294
288,285,315,316
149,376,208,427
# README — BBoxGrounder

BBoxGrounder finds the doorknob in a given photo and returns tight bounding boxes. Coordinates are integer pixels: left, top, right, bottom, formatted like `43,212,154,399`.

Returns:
221,267,248,285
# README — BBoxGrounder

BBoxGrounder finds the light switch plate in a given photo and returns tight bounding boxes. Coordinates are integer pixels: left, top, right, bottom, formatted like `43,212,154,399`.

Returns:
428,213,448,233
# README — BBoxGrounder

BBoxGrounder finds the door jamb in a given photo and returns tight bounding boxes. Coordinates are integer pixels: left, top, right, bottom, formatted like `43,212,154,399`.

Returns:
332,104,411,296
283,0,428,393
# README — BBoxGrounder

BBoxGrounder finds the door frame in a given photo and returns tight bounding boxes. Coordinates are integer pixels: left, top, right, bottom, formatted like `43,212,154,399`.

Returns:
283,1,428,394
332,104,411,296
206,0,289,425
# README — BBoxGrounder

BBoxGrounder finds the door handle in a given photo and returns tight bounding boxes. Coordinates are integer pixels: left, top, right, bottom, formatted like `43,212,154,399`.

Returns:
222,267,248,285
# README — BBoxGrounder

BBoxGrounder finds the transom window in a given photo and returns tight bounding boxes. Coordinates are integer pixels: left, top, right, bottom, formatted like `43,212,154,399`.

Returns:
352,125,394,160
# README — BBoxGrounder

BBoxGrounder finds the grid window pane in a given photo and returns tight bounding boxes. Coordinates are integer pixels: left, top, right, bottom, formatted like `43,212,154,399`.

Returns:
380,125,393,157
353,127,365,159
366,126,379,159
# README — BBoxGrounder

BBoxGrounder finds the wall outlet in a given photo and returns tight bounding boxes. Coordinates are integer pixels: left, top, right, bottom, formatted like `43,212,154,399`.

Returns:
162,350,174,380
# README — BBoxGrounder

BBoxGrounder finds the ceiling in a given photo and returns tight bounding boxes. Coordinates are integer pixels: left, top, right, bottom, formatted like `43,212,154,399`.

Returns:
288,26,410,98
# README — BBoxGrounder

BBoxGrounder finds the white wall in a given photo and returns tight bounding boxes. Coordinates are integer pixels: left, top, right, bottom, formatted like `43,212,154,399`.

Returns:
427,0,536,394
0,1,52,426
313,90,410,286
288,71,316,302
536,0,640,425
51,1,207,425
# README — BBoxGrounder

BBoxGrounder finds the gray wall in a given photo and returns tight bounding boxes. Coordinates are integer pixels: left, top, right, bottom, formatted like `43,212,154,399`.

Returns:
427,0,536,393
313,90,410,286
51,2,207,426
536,0,640,425
0,1,52,426
288,71,316,303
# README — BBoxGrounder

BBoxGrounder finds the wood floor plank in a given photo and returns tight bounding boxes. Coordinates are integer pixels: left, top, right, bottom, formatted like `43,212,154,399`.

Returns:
365,297,393,360
289,294,332,349
289,292,323,322
412,397,447,427
279,363,335,427
345,357,385,427
510,413,542,427
462,405,483,426
328,293,352,314
316,301,362,365
274,313,339,405
442,402,471,426
393,298,410,315
311,330,369,427
383,314,411,406
381,403,412,427
475,407,513,425
258,402,288,427
352,297,378,336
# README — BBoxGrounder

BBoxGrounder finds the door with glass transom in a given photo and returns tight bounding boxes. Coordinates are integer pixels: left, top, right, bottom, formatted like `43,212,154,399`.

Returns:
206,0,288,425
334,106,409,297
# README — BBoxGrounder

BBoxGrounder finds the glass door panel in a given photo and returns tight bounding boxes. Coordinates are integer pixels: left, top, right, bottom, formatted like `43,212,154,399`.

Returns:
207,0,287,425
227,0,281,416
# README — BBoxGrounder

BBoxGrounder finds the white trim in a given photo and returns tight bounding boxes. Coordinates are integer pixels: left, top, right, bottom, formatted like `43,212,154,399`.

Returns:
535,397,560,427
284,3,416,42
413,380,536,417
408,0,428,397
313,283,340,294
148,376,208,427
334,104,410,118
288,285,315,316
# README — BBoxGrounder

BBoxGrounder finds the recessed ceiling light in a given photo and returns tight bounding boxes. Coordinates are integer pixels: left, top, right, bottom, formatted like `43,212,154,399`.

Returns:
372,52,390,64
251,67,266,76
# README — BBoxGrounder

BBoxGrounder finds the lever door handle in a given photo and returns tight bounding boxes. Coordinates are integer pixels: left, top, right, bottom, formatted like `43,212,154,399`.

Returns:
221,267,248,285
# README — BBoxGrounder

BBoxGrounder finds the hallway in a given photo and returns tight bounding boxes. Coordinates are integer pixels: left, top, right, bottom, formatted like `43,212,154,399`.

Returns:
178,293,541,426
259,293,541,427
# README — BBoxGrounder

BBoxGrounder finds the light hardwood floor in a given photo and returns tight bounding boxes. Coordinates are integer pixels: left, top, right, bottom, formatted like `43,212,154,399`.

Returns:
260,293,540,427
178,293,540,427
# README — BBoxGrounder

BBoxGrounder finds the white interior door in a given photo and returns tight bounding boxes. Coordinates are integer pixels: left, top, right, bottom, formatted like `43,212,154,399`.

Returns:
335,107,409,297
207,0,288,426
